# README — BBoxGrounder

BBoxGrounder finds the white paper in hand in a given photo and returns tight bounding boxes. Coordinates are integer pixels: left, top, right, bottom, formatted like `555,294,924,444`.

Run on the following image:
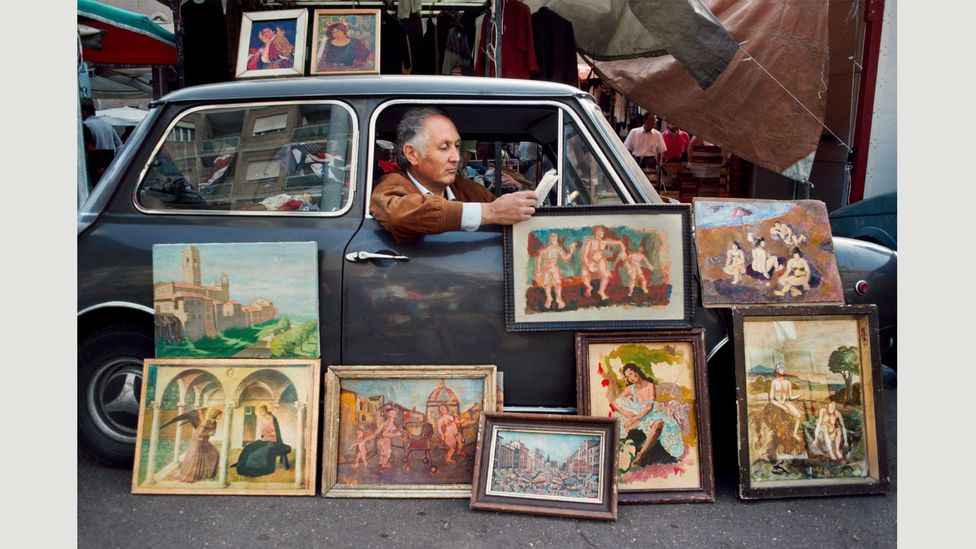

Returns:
534,169,559,207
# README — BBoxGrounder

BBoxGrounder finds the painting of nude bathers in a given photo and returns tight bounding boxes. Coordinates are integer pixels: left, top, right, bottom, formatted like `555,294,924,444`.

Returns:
131,358,320,495
576,330,714,503
321,365,496,498
470,413,618,521
693,198,844,308
732,306,890,499
504,205,693,331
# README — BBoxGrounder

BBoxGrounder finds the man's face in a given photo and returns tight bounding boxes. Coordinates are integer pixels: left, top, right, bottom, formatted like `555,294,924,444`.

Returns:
405,114,461,191
643,115,656,130
667,124,678,133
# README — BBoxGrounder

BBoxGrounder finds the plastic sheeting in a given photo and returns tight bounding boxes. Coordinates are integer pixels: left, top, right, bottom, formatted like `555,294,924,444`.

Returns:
588,0,830,180
522,0,738,89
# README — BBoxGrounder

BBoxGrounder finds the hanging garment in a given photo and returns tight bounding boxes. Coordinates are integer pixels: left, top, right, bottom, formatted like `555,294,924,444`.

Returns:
416,14,439,75
531,7,578,87
442,27,471,75
380,11,410,74
474,0,539,79
404,13,425,75
183,0,228,85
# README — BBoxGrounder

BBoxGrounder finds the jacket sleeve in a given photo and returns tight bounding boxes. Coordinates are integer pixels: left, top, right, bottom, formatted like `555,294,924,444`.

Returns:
370,177,465,243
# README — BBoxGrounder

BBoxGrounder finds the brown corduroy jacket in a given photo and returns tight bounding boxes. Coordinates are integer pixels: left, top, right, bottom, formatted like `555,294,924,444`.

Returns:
370,171,496,243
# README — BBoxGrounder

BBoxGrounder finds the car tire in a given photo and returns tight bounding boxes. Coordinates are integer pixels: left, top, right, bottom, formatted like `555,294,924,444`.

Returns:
78,324,153,467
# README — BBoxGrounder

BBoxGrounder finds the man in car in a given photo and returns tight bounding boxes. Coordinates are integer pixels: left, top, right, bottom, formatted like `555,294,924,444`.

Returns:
370,108,538,243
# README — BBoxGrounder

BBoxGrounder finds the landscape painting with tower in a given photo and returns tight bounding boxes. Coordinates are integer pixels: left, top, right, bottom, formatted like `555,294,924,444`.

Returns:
152,242,319,358
131,358,320,495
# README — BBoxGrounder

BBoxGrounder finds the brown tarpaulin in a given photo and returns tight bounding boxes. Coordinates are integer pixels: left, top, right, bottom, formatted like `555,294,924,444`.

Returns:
589,0,829,179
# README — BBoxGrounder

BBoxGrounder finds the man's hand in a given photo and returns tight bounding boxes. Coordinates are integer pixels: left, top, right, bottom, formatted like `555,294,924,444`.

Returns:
481,191,538,225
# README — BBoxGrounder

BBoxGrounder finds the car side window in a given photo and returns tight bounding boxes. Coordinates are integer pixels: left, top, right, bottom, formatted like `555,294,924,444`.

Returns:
561,119,624,206
137,103,355,213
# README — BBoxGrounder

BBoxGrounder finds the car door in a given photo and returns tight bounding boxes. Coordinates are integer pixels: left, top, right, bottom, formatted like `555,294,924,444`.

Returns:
340,98,638,410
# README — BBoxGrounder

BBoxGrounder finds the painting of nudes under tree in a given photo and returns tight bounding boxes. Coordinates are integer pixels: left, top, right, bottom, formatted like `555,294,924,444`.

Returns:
735,306,888,498
505,206,691,330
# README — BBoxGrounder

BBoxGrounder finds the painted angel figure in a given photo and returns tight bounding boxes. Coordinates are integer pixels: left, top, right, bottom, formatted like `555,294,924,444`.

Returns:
160,407,224,483
534,232,577,309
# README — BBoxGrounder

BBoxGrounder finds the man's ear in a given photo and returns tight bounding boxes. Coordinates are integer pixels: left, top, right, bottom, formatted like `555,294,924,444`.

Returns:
403,144,420,166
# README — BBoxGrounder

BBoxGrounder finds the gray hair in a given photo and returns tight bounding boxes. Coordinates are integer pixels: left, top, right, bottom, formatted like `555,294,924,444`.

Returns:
395,107,448,168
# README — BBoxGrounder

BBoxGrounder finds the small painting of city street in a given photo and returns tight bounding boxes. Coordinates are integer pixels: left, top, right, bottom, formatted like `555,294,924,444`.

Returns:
584,341,702,492
132,358,320,495
334,377,487,487
486,429,605,503
741,316,881,487
153,242,319,359
523,225,673,313
694,199,844,307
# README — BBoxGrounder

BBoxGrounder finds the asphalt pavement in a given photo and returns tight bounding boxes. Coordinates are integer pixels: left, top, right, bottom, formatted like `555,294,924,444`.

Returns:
78,375,896,548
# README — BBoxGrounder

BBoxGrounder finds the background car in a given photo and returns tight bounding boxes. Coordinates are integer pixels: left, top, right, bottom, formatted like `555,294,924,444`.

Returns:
829,191,897,250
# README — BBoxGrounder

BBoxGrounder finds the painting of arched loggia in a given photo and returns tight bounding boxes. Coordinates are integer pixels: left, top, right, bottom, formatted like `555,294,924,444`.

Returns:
693,199,844,307
131,358,320,495
152,242,319,359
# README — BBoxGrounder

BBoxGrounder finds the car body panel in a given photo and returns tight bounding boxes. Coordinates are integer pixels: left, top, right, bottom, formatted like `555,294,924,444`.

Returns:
829,191,897,250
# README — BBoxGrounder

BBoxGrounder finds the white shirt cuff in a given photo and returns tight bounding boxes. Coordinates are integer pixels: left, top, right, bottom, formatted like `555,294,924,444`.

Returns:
460,203,482,231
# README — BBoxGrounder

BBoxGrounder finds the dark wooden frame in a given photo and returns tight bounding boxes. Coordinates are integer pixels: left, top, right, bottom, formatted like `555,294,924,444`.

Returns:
575,329,715,503
732,305,890,499
503,204,694,332
470,412,619,521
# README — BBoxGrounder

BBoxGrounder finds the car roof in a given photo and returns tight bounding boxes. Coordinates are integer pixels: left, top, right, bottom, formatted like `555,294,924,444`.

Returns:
155,75,584,104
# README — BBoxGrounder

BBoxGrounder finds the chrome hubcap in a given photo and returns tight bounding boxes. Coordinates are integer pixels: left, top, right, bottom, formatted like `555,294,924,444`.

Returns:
87,358,143,444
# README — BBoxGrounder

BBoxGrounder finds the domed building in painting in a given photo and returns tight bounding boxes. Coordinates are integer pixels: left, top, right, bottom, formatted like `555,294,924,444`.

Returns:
425,379,460,425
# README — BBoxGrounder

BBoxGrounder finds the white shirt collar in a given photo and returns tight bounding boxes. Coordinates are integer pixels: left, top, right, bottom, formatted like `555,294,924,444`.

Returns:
405,170,456,200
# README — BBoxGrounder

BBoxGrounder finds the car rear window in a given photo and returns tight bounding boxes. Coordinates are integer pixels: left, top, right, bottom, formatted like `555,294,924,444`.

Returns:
137,102,356,214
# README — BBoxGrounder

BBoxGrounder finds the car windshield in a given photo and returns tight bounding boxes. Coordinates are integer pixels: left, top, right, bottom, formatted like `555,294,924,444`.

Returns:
580,96,661,204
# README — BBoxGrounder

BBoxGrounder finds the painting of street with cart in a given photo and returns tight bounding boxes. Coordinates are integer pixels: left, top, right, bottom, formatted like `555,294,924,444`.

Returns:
486,429,605,503
694,199,844,307
153,242,319,359
322,366,496,496
737,311,884,492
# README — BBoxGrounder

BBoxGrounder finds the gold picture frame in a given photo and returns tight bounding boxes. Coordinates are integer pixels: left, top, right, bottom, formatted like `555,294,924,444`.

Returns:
235,9,308,79
310,9,381,76
131,358,320,495
321,365,497,497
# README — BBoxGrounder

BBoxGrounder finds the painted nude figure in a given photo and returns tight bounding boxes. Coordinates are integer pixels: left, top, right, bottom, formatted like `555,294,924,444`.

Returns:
622,245,654,296
769,363,804,441
771,221,808,247
750,237,782,280
723,240,746,284
814,401,848,462
535,233,577,309
579,226,627,300
774,247,812,297
436,404,467,465
349,425,371,468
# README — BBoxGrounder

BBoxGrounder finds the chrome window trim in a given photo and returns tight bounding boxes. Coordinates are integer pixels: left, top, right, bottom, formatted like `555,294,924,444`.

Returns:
557,109,564,205
363,99,634,218
78,301,155,317
132,100,360,218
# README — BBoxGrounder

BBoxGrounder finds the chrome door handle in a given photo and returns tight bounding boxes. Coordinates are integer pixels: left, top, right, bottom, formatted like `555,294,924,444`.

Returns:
345,250,410,263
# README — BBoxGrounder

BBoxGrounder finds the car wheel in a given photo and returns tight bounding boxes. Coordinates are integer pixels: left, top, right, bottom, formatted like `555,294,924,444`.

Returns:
78,324,153,467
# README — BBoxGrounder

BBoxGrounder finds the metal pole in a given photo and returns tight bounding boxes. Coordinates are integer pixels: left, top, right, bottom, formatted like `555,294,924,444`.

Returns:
492,0,504,195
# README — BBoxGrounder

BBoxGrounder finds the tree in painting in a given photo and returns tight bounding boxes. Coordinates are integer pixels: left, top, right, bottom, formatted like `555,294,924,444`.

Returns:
828,345,860,405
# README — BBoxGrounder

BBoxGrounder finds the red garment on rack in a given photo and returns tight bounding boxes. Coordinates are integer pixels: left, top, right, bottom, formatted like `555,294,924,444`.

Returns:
474,0,539,79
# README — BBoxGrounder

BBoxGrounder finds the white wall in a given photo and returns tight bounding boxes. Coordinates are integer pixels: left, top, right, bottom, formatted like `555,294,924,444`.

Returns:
863,0,897,198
